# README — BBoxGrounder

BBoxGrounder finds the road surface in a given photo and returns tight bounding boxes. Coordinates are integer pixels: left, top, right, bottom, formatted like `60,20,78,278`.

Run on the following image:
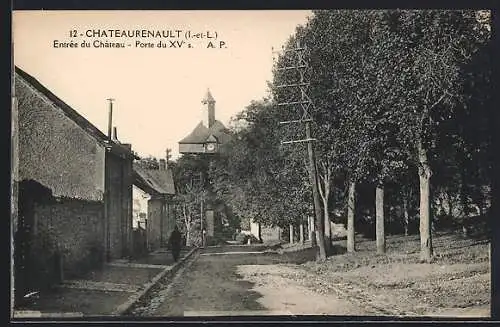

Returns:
135,245,369,316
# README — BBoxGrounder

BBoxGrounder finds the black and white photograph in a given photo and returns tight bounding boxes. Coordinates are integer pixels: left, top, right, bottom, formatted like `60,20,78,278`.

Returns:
10,9,493,319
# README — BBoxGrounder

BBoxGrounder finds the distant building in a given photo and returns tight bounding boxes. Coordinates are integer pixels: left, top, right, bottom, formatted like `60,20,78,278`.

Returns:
178,89,231,154
133,159,176,251
177,90,232,244
13,66,137,301
250,219,281,243
132,185,150,229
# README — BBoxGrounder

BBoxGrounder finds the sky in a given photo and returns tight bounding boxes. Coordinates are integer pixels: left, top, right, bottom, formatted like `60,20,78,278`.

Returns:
13,10,312,160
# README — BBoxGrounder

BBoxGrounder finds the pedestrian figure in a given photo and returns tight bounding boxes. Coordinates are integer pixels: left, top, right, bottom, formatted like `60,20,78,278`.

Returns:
169,225,182,262
202,229,207,248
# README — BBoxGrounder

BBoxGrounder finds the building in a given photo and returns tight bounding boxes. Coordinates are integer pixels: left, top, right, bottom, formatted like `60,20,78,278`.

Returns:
13,66,137,302
104,134,136,261
133,159,176,251
132,185,149,229
178,90,233,244
178,89,231,154
250,220,281,243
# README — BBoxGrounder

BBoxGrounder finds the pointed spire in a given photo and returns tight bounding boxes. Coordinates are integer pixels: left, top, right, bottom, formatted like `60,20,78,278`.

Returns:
202,88,215,104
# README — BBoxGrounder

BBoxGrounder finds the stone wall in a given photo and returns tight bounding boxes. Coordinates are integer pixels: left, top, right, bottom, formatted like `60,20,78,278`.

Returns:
261,226,281,242
14,71,108,296
33,199,104,280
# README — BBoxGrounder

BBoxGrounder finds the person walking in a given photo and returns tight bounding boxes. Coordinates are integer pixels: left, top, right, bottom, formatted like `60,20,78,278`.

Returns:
169,225,182,262
202,229,207,248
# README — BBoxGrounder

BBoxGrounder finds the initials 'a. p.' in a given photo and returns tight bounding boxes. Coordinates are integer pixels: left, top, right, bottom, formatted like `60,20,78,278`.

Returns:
207,41,226,49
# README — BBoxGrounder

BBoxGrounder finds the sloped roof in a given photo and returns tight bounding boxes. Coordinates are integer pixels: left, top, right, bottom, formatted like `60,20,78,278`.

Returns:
15,66,138,159
133,164,175,196
178,120,231,144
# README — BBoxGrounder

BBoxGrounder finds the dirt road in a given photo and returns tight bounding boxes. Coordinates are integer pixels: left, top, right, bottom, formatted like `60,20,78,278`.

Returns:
133,237,490,318
145,246,369,316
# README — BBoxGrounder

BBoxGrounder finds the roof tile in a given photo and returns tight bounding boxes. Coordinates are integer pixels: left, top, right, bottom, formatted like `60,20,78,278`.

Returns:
133,165,175,195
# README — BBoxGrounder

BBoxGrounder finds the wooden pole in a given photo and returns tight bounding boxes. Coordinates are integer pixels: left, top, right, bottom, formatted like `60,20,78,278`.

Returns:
200,196,204,247
107,98,114,140
275,41,326,260
347,181,356,252
376,184,386,254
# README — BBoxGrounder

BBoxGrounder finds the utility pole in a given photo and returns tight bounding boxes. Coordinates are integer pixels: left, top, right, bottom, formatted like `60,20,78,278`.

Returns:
195,171,205,248
165,148,172,167
107,98,115,140
200,193,205,248
104,98,115,262
273,40,326,260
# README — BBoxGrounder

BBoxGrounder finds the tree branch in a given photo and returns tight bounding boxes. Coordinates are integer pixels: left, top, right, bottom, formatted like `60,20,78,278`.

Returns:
429,93,447,112
419,93,447,134
318,176,325,200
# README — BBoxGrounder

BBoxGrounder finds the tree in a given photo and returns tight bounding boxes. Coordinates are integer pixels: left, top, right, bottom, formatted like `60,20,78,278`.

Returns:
210,99,311,236
294,10,490,259
374,10,491,261
171,155,209,246
271,31,328,259
136,155,160,169
303,10,395,254
206,10,491,265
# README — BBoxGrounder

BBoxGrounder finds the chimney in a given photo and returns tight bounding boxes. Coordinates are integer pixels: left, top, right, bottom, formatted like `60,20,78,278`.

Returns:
112,127,118,141
159,159,166,170
107,99,114,140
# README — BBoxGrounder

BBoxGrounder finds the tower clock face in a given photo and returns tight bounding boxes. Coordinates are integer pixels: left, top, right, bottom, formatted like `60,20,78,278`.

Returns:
206,143,216,152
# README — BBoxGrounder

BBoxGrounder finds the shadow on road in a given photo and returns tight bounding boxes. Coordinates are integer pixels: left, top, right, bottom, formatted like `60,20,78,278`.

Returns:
152,245,329,316
154,251,270,315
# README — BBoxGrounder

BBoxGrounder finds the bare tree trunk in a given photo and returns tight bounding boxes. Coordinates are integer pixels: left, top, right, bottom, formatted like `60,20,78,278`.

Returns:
306,123,326,260
308,216,316,246
403,196,409,236
347,181,356,252
318,163,332,255
445,192,453,217
185,225,191,246
289,224,294,244
418,140,433,262
459,172,470,218
299,223,304,244
182,204,192,247
323,193,331,252
376,184,386,254
307,217,312,241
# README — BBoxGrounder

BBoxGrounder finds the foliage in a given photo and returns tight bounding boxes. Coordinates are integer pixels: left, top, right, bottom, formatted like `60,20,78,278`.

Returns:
210,99,311,229
136,155,160,170
171,154,210,246
189,10,492,258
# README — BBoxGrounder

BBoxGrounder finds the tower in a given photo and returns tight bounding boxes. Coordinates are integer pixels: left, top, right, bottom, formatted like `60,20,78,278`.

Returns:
202,89,216,128
179,88,230,154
